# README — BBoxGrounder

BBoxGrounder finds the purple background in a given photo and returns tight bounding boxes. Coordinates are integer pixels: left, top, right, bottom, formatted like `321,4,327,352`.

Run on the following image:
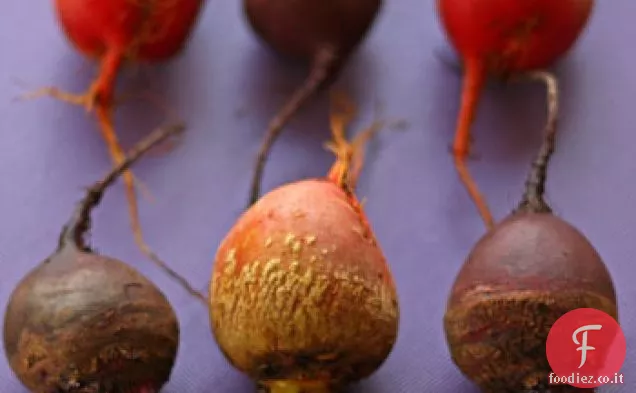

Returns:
1,0,634,392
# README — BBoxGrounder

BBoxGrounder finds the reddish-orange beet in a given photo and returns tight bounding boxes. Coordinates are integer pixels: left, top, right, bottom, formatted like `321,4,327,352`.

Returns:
435,0,594,229
56,0,203,61
32,0,205,271
209,95,399,393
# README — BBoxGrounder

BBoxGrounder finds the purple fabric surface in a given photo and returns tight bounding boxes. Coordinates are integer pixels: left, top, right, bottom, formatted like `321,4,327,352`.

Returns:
1,1,634,392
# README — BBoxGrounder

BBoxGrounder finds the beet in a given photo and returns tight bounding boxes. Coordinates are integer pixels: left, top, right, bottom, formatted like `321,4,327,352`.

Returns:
3,124,186,393
244,0,383,206
443,72,617,392
210,94,399,392
435,0,595,228
27,0,205,267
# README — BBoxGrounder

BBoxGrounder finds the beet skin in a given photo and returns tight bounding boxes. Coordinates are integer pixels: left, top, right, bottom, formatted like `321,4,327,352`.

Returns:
3,250,179,393
244,0,382,65
437,0,594,73
210,179,398,392
55,0,204,60
444,213,617,392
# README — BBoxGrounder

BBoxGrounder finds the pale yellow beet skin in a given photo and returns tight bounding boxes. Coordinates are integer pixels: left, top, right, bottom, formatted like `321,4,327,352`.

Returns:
209,179,399,386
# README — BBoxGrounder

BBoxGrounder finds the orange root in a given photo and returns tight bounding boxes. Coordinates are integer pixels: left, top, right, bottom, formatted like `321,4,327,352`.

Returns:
19,48,154,199
21,47,159,244
94,105,146,251
21,80,101,113
22,48,123,111
19,47,204,301
453,57,494,229
326,91,381,191
94,104,206,304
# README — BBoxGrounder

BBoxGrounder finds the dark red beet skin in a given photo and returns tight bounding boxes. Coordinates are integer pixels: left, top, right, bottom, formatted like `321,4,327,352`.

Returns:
444,213,617,392
447,213,616,307
3,125,184,393
244,0,382,65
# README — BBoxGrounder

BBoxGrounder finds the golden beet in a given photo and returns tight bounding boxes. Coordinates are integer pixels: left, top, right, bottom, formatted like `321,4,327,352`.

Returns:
209,94,399,393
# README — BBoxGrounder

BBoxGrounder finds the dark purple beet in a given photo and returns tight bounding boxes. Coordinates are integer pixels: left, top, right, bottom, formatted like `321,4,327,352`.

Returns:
3,124,185,393
443,72,618,393
244,0,383,206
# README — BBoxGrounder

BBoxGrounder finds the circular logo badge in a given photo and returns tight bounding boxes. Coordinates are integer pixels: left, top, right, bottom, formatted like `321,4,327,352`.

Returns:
546,308,626,388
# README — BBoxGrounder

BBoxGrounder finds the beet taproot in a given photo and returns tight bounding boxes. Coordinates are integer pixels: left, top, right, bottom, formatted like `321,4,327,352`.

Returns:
435,0,595,228
244,0,383,206
27,0,205,269
210,94,399,393
443,72,617,392
3,124,187,393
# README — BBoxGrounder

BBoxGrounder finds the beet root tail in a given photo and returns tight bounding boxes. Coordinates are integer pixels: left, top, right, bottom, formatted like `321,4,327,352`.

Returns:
247,47,337,208
325,91,381,193
22,47,122,111
94,105,206,304
19,47,151,197
452,57,494,229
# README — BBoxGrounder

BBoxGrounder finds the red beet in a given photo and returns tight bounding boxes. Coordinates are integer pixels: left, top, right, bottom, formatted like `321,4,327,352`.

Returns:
244,0,383,206
55,0,203,61
443,73,617,392
435,0,595,229
29,0,205,268
210,94,399,392
3,124,185,393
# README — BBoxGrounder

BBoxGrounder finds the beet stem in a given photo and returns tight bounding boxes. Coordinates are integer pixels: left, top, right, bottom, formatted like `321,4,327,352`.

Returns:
59,123,184,251
515,71,559,214
247,46,338,207
58,122,207,304
325,92,381,193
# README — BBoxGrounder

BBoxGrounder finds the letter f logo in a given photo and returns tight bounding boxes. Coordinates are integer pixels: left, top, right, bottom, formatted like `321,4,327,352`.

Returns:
572,324,603,368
